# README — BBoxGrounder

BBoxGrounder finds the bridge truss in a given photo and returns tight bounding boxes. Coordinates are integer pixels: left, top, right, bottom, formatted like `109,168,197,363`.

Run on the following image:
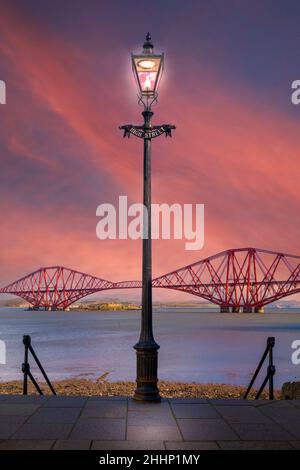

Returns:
1,248,299,310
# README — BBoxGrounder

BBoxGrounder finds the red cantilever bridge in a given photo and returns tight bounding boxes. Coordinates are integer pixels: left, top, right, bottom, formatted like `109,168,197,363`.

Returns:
0,248,299,312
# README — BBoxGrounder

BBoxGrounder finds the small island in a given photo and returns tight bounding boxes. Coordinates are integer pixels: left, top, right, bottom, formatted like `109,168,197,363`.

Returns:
69,301,141,311
0,298,141,311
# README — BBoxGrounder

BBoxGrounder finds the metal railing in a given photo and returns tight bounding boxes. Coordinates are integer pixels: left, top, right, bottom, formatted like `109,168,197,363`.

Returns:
22,335,56,395
243,336,275,400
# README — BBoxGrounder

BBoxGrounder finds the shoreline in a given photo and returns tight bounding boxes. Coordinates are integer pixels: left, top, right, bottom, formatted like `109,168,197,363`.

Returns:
0,378,281,399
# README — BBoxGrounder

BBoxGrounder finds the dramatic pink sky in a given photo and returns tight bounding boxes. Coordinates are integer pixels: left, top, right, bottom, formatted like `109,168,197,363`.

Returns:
0,1,299,301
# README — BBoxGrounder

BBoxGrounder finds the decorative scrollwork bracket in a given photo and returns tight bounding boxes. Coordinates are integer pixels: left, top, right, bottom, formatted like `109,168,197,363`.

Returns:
119,124,176,139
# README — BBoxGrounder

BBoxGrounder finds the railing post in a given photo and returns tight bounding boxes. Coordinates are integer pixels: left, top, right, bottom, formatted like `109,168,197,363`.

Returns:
21,335,56,396
243,341,269,399
22,335,31,395
268,337,275,400
244,336,276,400
29,344,57,395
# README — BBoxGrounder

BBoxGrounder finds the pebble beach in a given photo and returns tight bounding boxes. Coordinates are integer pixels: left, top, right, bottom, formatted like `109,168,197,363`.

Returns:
0,379,280,399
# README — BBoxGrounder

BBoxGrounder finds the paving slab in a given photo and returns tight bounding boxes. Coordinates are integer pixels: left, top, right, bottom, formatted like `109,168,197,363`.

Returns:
177,418,238,441
70,418,126,440
12,421,73,440
214,405,272,423
276,420,300,439
128,400,170,412
168,398,208,404
0,416,28,439
231,422,295,441
127,425,182,441
42,396,88,408
209,399,257,406
88,396,127,401
259,403,300,423
53,440,91,450
0,404,40,416
82,402,126,418
0,439,54,450
92,440,166,450
171,404,219,419
290,441,300,449
0,396,10,402
218,440,294,450
165,441,219,450
27,407,81,423
289,400,300,408
0,395,297,449
5,395,49,404
258,400,293,408
127,411,176,426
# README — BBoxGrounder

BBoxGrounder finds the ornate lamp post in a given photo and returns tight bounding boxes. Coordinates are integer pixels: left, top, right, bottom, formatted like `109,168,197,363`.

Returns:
120,34,175,401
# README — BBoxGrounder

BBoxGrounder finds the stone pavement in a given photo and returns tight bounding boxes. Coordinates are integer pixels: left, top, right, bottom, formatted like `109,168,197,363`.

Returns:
0,395,300,450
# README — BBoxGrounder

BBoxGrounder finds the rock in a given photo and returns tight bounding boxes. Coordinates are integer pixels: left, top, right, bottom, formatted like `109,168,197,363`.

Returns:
281,381,300,399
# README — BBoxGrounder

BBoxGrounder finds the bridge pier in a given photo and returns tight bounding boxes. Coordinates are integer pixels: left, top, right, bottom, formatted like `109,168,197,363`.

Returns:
220,306,230,313
232,306,240,313
255,306,265,313
242,306,252,313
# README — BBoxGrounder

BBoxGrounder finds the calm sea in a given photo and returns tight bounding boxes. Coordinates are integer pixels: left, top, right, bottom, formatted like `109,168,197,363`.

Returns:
0,307,299,388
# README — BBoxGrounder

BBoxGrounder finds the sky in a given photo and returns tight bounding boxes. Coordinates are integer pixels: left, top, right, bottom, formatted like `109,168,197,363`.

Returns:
0,0,299,301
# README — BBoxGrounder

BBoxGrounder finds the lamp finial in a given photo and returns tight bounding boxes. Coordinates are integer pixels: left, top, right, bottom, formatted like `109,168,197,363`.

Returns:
143,33,153,53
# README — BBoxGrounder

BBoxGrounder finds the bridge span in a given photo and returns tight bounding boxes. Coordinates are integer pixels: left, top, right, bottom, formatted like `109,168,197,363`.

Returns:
0,248,299,312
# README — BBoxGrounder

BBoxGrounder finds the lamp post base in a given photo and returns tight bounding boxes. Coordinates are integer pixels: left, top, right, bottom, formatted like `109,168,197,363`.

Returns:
133,345,161,402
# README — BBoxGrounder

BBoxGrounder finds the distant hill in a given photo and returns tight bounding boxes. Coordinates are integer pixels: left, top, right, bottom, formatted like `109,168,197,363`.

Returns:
0,298,30,308
1,296,299,310
270,299,300,308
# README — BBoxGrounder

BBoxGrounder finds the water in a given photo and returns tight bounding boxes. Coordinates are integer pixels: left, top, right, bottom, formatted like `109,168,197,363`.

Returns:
0,307,299,389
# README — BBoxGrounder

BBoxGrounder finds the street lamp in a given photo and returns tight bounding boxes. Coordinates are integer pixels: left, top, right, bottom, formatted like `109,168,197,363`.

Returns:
131,34,164,108
120,34,175,402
